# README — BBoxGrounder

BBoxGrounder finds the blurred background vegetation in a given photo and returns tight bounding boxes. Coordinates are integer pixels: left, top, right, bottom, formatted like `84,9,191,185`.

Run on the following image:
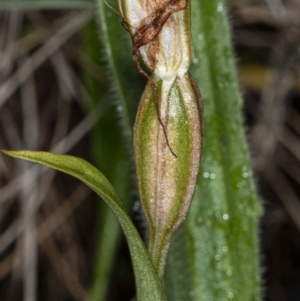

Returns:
0,0,300,301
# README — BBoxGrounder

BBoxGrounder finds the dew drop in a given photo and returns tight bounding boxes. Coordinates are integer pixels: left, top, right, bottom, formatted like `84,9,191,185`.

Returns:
238,204,244,210
223,214,229,220
227,291,234,299
197,217,203,224
226,269,232,276
193,57,199,64
242,171,249,178
215,254,220,261
203,172,210,178
197,34,203,40
210,173,216,179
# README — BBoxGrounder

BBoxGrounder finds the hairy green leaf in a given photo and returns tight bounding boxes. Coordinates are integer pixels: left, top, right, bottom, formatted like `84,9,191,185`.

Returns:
2,150,167,301
89,0,147,297
95,0,144,141
81,20,134,301
165,1,262,300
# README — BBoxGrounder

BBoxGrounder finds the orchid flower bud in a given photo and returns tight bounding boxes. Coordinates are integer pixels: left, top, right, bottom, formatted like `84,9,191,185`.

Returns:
134,73,203,277
122,0,203,277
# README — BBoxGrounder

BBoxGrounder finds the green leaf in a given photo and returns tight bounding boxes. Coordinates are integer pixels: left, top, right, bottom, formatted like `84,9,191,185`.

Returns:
89,1,148,297
0,0,93,10
165,1,262,300
95,0,144,141
2,150,167,301
81,20,135,301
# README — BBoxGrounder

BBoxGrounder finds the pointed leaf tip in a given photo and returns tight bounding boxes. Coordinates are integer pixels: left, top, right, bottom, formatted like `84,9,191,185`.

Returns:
2,150,167,301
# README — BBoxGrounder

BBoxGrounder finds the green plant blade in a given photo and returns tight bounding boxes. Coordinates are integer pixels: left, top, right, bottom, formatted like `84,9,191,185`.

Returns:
90,2,149,298
95,0,144,142
81,20,134,301
2,150,167,301
0,0,93,10
165,1,262,301
85,1,146,297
